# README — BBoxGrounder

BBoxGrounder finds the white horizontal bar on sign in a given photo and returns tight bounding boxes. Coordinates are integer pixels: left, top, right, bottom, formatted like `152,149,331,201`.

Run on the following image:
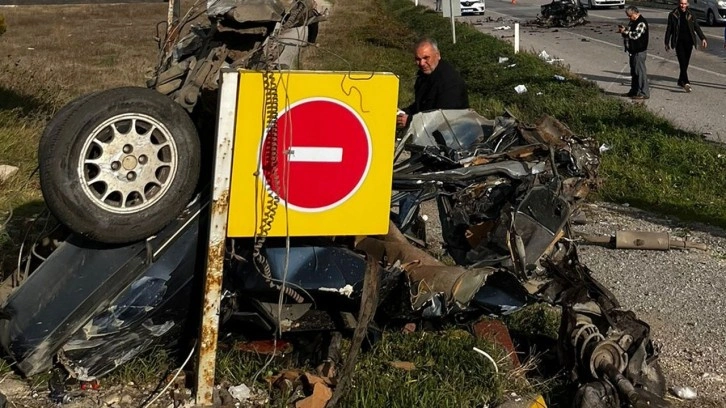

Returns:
288,146,343,163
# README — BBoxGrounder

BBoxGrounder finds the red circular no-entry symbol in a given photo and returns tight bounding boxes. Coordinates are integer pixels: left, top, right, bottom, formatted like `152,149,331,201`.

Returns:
261,98,372,212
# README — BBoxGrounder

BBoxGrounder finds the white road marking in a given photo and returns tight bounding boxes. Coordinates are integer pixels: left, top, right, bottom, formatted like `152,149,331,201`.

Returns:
287,146,343,162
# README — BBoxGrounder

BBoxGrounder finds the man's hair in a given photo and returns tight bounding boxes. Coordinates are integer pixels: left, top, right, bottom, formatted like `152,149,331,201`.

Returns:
415,37,439,52
625,5,639,14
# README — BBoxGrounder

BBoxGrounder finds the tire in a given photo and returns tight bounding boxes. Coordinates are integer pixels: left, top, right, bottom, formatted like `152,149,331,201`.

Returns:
707,10,715,26
38,92,99,158
618,4,624,9
39,87,201,244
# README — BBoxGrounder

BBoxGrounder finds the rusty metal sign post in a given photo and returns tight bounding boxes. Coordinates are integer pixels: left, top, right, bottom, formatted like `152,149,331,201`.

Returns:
194,70,239,406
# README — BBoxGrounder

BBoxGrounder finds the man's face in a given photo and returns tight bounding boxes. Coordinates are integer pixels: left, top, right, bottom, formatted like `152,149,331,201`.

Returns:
415,43,441,75
679,0,688,12
626,10,638,21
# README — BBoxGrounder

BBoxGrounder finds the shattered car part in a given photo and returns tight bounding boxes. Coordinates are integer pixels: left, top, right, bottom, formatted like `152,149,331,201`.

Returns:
531,0,588,27
391,109,669,407
0,197,207,379
579,230,707,251
152,0,326,114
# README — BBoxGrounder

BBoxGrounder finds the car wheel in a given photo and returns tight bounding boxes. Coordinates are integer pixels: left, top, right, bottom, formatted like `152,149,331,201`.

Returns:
38,92,100,157
707,10,715,26
618,4,624,8
39,87,201,244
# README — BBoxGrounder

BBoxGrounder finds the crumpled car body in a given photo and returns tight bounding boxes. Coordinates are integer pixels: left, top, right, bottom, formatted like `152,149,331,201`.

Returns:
151,0,326,114
536,0,588,27
0,109,668,408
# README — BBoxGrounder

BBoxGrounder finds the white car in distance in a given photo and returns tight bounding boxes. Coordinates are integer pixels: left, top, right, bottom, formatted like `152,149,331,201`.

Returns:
460,0,485,15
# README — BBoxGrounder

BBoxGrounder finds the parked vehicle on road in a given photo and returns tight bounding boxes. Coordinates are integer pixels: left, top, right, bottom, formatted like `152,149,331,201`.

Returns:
689,0,726,25
579,0,624,9
460,0,485,15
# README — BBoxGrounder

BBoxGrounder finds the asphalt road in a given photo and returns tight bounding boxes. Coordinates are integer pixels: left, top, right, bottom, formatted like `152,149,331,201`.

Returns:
454,0,726,143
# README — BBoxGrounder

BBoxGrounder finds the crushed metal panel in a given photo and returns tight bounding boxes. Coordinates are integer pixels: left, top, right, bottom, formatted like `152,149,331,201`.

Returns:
0,199,206,378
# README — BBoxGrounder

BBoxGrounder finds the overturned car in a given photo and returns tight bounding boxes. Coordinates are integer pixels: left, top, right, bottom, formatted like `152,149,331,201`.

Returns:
36,0,325,244
0,103,670,407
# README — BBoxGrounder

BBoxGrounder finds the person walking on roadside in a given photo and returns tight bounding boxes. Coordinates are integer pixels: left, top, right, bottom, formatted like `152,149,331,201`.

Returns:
618,6,649,100
665,0,707,93
396,37,469,128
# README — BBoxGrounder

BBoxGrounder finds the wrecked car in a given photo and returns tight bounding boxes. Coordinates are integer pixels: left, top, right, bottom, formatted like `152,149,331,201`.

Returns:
1,105,670,407
533,0,588,27
0,0,671,405
391,109,668,407
36,0,325,244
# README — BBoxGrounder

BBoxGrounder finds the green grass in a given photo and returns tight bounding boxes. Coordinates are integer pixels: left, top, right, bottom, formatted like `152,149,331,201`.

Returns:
339,329,531,408
107,347,174,386
504,303,561,341
202,328,535,408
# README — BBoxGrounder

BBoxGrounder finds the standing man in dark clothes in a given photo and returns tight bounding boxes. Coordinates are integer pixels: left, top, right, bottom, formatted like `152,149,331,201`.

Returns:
665,0,707,93
618,6,650,100
396,38,469,128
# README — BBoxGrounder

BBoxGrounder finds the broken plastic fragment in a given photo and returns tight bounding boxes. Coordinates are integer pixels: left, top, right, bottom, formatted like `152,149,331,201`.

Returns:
538,50,563,64
229,384,252,402
599,143,610,153
494,25,511,30
318,284,354,297
514,85,527,94
498,57,509,63
670,386,697,400
554,75,565,81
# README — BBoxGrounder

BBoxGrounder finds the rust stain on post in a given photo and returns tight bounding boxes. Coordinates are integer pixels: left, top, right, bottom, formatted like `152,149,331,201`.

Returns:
196,190,230,406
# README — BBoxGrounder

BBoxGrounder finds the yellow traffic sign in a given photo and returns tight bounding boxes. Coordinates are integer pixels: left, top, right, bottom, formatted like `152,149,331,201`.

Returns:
225,70,399,237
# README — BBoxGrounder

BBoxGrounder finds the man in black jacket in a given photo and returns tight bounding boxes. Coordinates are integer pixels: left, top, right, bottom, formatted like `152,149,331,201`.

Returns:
396,38,469,128
665,0,708,93
618,6,650,100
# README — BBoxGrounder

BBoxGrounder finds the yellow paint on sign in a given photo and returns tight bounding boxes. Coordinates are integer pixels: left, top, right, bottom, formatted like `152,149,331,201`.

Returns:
227,70,399,237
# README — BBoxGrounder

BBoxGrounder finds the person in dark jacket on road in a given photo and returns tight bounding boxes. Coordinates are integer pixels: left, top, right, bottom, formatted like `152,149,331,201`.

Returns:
618,6,649,100
665,0,707,93
396,38,469,128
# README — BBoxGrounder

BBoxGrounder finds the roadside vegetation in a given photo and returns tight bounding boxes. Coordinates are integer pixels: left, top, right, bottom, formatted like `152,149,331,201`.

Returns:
0,0,723,407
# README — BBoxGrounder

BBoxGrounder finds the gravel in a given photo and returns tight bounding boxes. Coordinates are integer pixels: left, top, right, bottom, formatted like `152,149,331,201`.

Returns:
574,202,726,406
